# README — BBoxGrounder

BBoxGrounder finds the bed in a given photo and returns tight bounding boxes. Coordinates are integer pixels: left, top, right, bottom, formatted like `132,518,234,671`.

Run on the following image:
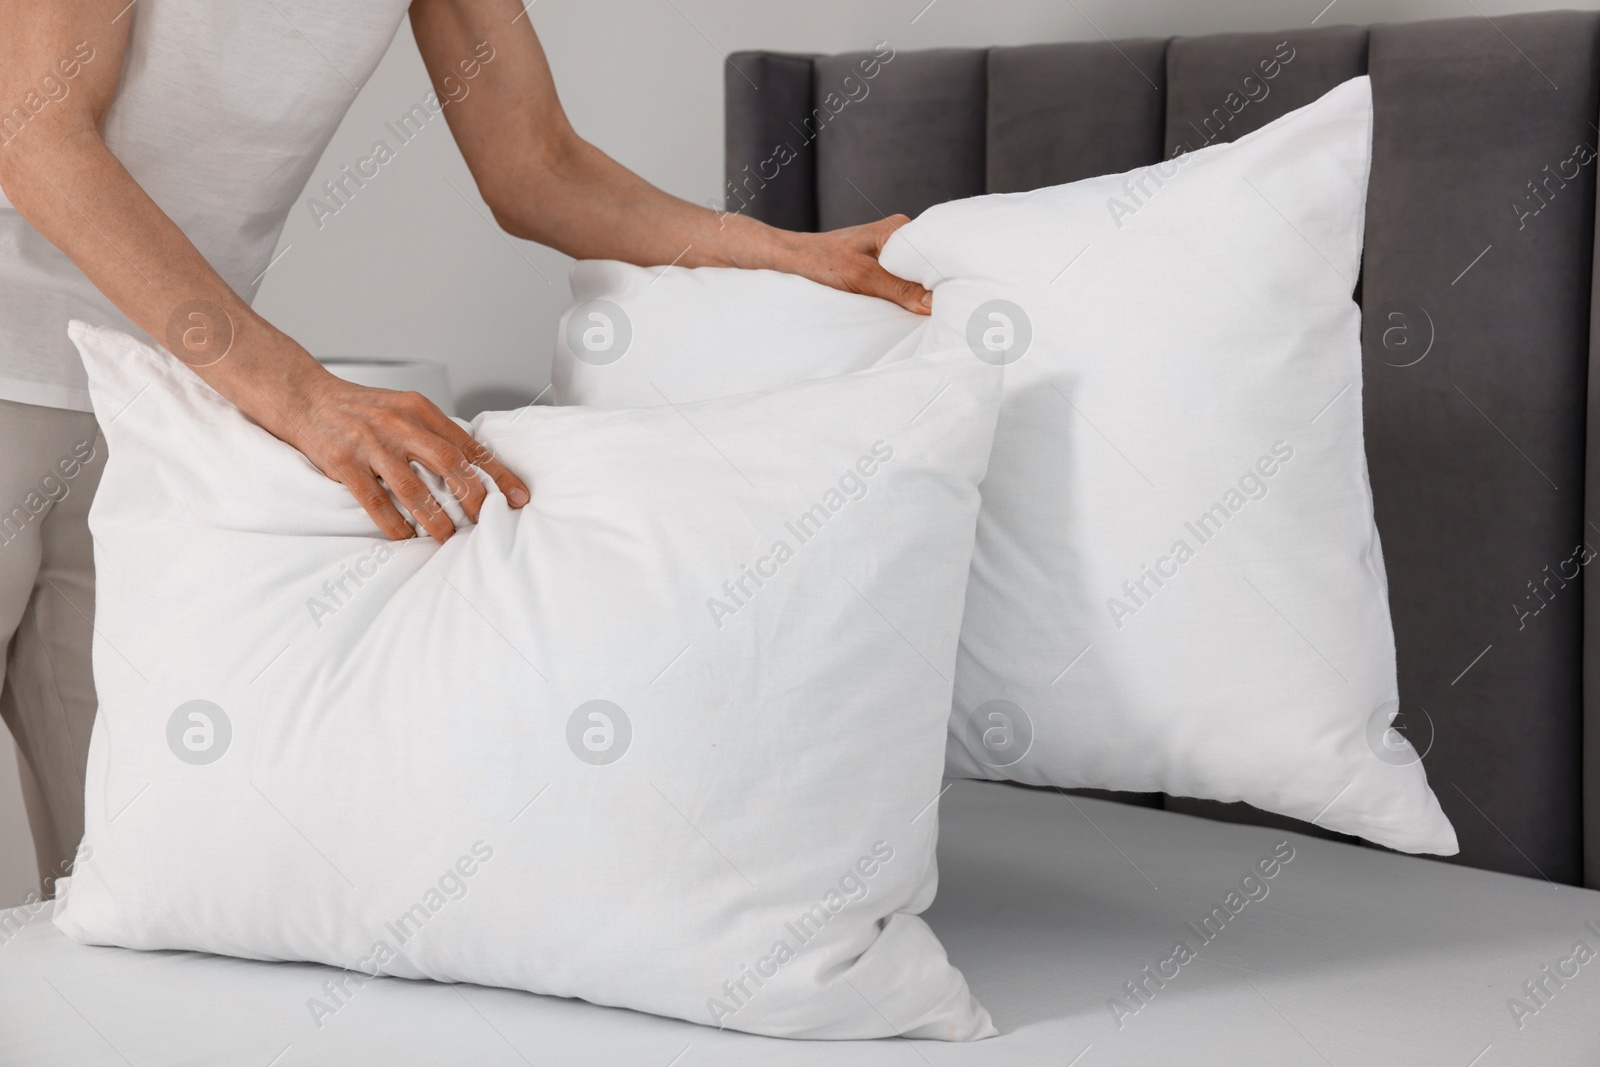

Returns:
5,780,1597,1064
724,10,1600,886
7,10,1600,1064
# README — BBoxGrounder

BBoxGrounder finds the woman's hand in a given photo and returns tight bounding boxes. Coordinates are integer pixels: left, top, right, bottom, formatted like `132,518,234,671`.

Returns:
776,215,931,316
231,347,529,544
410,7,932,318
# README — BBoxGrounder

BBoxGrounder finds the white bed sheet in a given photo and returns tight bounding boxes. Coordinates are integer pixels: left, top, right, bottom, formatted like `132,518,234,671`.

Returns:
3,780,1596,1065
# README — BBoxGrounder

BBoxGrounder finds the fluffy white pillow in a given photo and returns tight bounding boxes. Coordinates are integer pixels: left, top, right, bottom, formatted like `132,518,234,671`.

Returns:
880,75,1455,854
550,259,925,406
541,77,1454,854
55,322,1000,1040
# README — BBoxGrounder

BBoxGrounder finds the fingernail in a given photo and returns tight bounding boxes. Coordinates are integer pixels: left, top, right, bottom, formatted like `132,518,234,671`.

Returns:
508,487,529,507
920,292,933,308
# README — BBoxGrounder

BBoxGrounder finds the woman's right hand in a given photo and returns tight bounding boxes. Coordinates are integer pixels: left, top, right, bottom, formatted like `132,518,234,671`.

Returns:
214,330,529,544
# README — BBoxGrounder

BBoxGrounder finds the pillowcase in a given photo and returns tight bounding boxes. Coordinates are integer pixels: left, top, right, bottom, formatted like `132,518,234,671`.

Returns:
540,76,1455,855
879,75,1454,854
550,259,925,406
54,321,1000,1040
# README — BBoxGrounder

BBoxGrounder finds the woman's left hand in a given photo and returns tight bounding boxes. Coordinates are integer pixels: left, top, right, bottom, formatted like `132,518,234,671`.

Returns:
778,215,932,316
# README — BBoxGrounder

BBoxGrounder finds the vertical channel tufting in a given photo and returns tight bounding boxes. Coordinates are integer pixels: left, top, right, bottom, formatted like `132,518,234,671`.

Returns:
725,52,819,233
812,48,987,230
986,39,1169,194
1363,13,1599,883
1163,26,1369,157
1589,79,1600,892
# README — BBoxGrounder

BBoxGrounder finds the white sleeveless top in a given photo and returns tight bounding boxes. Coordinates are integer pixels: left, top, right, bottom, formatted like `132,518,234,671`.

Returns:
0,0,411,411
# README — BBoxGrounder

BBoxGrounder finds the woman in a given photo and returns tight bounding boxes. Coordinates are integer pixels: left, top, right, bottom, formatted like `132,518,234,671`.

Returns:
0,0,928,890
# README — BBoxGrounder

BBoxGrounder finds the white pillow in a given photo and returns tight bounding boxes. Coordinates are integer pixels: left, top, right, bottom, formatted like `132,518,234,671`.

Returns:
55,322,1000,1040
541,77,1455,855
880,75,1455,854
550,259,925,406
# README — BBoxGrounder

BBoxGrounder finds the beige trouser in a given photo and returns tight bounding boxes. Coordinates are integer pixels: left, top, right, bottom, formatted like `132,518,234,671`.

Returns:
0,398,104,895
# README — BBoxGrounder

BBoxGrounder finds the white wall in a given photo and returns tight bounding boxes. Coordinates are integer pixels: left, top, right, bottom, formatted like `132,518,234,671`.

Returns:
2,0,1595,906
251,0,1590,414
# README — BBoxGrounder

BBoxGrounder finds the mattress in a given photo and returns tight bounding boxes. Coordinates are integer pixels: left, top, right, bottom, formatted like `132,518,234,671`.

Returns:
2,780,1596,1065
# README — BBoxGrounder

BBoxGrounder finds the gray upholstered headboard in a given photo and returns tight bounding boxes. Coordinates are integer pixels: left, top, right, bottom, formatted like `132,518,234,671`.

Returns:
725,12,1600,887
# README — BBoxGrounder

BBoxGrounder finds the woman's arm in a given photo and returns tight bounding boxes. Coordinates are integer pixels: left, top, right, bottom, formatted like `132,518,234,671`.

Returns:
409,0,931,314
0,0,529,544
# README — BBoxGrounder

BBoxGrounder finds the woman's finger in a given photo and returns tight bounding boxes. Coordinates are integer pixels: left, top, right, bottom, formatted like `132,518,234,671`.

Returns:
872,265,932,315
342,467,418,542
860,216,930,314
868,213,912,252
440,421,530,509
373,456,455,544
412,437,489,523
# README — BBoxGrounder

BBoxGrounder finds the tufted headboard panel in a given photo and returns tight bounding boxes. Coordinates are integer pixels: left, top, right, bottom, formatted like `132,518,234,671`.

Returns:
726,12,1600,886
